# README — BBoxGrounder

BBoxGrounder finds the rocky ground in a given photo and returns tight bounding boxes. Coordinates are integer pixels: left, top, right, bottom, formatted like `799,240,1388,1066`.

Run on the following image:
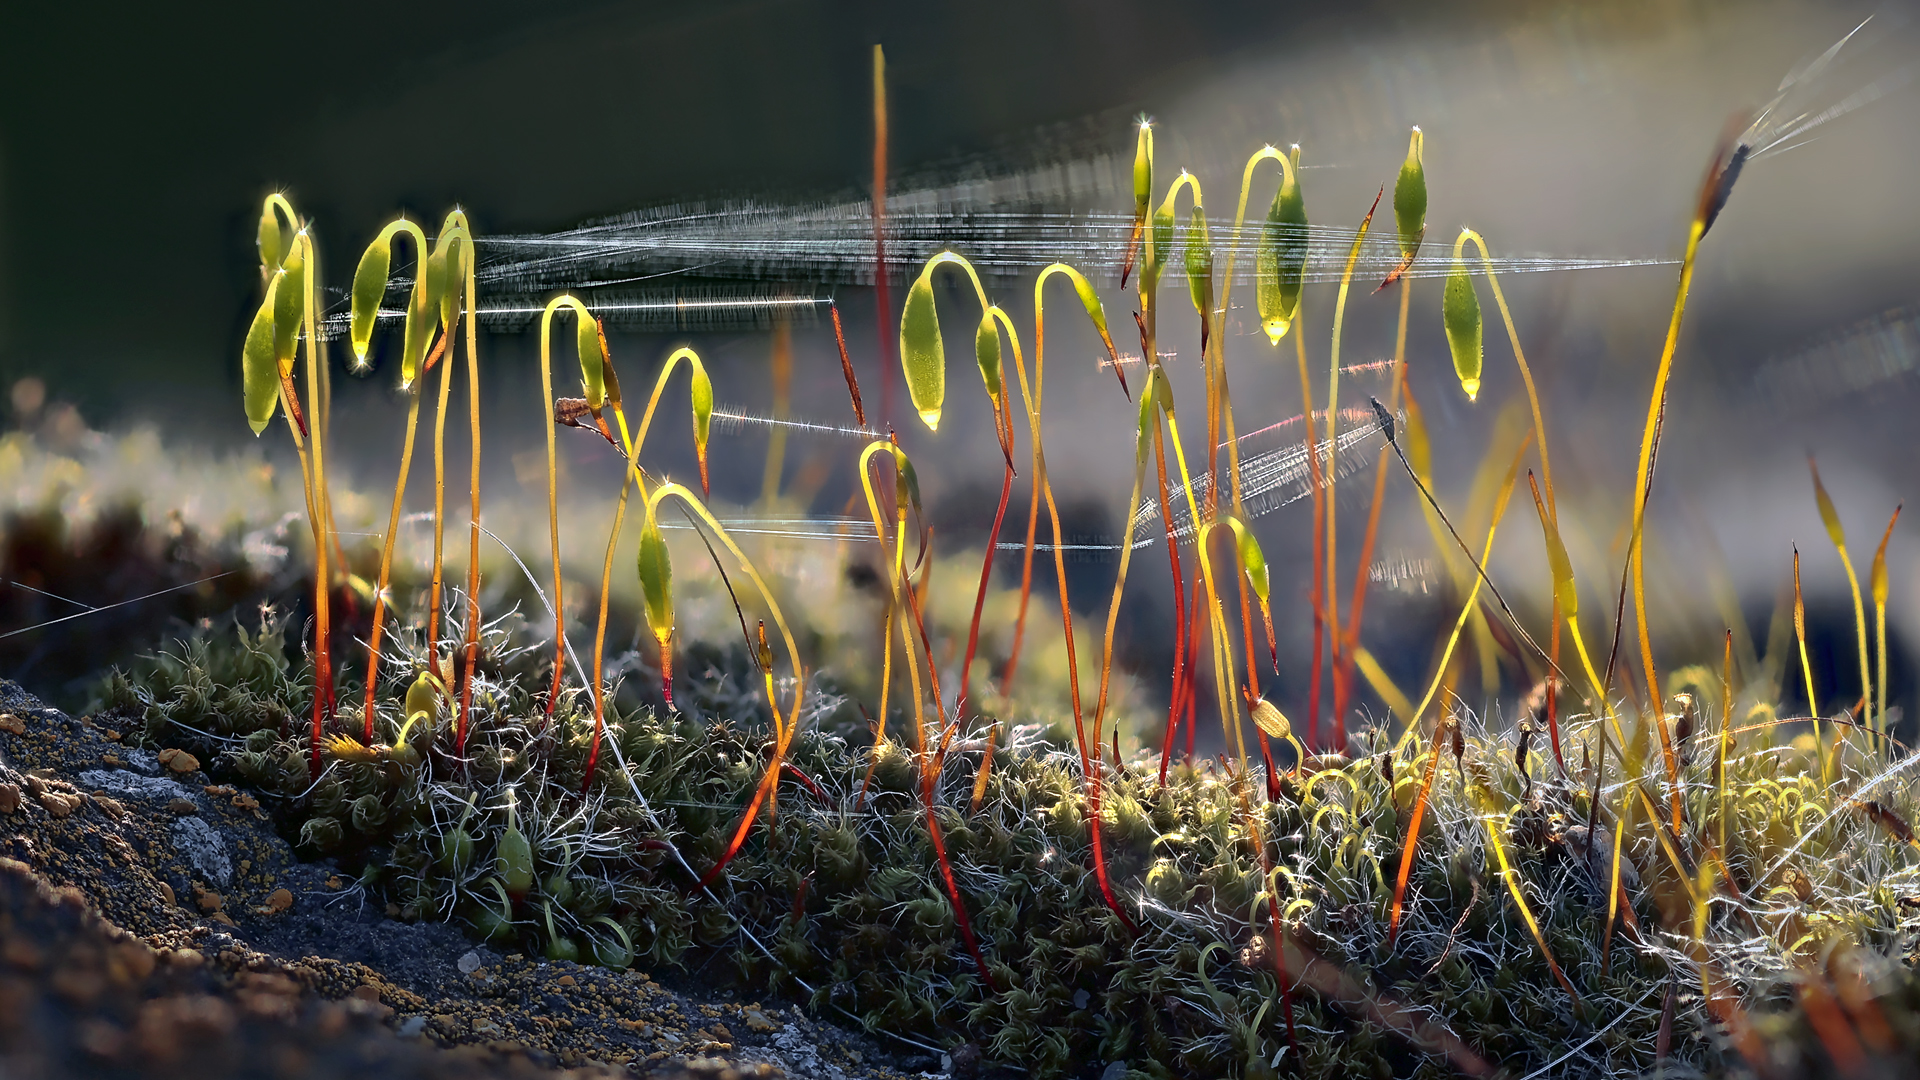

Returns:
0,678,960,1080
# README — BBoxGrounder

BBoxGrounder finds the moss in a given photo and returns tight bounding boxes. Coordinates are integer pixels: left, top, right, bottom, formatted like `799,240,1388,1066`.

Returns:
96,608,1920,1079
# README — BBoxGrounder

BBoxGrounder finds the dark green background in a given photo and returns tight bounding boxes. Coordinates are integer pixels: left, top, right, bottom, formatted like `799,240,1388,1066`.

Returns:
0,0,1454,417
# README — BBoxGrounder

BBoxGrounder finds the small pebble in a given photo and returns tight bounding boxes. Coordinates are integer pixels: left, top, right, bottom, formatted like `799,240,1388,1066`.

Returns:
167,798,198,816
0,713,24,735
457,950,483,975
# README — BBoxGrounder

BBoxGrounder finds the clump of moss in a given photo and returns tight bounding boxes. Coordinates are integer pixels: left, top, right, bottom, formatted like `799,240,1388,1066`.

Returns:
94,605,1920,1079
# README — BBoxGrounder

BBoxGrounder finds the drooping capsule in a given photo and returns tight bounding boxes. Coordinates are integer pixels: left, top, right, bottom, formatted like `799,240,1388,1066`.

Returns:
242,274,282,435
1256,145,1308,342
899,269,945,430
636,515,676,707
1443,236,1484,400
974,309,1003,406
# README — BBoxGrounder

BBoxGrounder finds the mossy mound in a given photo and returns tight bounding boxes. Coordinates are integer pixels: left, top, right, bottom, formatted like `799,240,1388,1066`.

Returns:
98,611,1920,1079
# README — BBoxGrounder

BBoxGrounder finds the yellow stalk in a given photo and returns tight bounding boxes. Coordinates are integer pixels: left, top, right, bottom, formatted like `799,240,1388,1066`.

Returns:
1808,456,1871,733
1719,629,1734,861
457,222,485,752
535,295,598,716
1212,145,1295,514
645,483,804,720
1473,787,1577,999
1871,505,1901,736
1458,229,1554,516
1392,430,1532,754
1352,646,1415,725
1192,522,1252,779
1793,546,1829,785
361,381,424,737
296,230,335,758
421,314,456,682
1322,193,1380,732
1628,218,1704,728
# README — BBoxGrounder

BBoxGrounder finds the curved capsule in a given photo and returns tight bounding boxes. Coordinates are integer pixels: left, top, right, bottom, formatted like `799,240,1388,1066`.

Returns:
1224,516,1270,606
1255,145,1308,342
349,234,394,363
1443,233,1484,400
243,274,282,435
1184,205,1213,322
975,309,1003,404
257,204,283,275
403,670,444,740
1145,197,1175,291
271,236,306,372
637,514,674,648
899,269,945,429
349,219,433,383
690,362,713,489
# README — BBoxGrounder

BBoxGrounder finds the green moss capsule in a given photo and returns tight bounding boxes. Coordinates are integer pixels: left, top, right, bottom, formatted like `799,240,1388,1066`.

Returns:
637,516,674,651
257,202,284,274
1443,235,1484,400
242,276,281,435
974,309,1003,404
1394,127,1427,260
899,269,945,430
1256,145,1308,342
1184,204,1214,322
271,237,305,372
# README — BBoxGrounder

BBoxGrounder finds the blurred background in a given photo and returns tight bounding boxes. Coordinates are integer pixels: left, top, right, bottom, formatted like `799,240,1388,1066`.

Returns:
2,0,1916,740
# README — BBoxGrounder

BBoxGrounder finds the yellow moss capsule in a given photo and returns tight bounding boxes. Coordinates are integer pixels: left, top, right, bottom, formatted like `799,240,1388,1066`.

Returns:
1249,697,1292,741
1443,236,1483,400
899,269,945,430
403,670,442,739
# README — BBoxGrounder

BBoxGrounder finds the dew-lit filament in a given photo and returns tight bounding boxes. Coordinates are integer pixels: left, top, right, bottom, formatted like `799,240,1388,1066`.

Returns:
1138,413,1392,546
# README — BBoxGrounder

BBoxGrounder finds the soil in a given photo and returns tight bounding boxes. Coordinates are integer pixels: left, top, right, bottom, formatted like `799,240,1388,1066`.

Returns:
0,678,955,1080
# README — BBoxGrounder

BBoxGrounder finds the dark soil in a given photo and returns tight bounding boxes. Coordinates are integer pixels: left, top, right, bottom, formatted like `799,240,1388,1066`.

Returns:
0,679,944,1080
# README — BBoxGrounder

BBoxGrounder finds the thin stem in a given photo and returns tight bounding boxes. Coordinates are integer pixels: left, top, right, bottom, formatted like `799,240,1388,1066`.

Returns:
1321,189,1381,748
456,238,484,758
361,380,425,743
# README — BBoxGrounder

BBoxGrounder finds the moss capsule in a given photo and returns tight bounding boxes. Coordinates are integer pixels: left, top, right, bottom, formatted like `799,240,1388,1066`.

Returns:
1443,234,1484,400
899,269,945,430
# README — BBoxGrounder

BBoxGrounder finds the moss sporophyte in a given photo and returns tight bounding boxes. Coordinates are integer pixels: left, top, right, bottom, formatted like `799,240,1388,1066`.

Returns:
171,37,1920,1075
